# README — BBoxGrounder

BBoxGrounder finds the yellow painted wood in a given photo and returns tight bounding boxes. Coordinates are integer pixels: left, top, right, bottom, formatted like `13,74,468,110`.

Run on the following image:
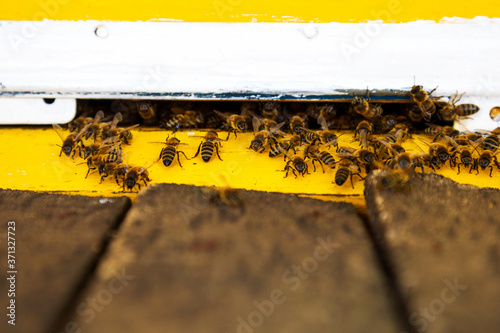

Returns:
0,128,497,206
1,0,498,23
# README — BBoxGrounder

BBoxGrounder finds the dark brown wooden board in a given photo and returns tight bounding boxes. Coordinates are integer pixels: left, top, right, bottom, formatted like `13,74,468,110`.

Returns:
0,189,131,333
69,183,404,333
364,171,500,333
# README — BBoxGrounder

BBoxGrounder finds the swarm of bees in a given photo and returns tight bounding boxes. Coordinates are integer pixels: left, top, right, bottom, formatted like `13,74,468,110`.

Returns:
54,111,153,192
56,87,495,193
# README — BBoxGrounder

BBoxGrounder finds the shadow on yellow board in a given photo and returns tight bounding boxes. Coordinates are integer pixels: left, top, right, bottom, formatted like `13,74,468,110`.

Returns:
0,128,498,209
0,0,499,23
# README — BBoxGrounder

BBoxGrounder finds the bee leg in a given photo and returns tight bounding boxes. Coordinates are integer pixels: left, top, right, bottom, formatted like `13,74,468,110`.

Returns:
100,175,107,184
305,163,310,175
292,168,298,179
215,143,223,161
226,131,231,141
283,164,289,178
457,163,461,175
178,150,191,161
311,160,317,172
259,147,265,153
193,141,203,158
489,166,493,177
318,160,325,173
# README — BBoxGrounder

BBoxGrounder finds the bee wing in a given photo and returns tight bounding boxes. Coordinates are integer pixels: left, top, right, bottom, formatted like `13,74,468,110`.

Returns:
252,116,261,134
111,112,123,128
213,110,230,120
94,110,105,123
424,123,443,130
74,122,93,141
317,115,329,131
377,139,402,156
443,135,459,149
116,124,140,135
269,122,286,134
52,123,66,142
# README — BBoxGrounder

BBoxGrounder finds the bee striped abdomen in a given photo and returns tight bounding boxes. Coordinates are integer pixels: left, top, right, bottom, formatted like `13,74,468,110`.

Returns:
269,142,288,158
456,104,480,117
335,167,349,186
320,151,335,166
201,142,215,162
161,146,176,166
483,134,499,151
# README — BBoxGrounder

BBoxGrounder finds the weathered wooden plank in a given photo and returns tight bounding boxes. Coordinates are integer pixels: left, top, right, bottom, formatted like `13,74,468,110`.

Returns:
364,171,500,333
68,183,404,333
0,190,131,333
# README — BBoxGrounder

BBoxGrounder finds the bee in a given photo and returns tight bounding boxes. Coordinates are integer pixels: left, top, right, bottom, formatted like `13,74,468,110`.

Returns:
378,115,397,133
424,124,459,142
100,113,123,140
454,132,483,146
202,186,244,207
334,159,364,188
410,85,437,121
304,144,336,173
261,101,280,120
98,161,124,184
84,111,105,141
366,104,383,118
451,145,476,175
160,110,204,132
481,132,499,152
159,136,190,167
351,96,370,116
214,110,248,140
289,114,308,135
307,104,337,121
112,163,129,185
336,146,375,172
354,120,373,148
68,114,93,132
85,152,123,181
193,131,223,162
313,115,339,148
377,168,411,193
407,104,424,123
428,142,452,167
378,140,413,171
53,123,92,157
135,101,155,120
475,151,500,176
281,150,309,178
411,152,438,173
268,138,291,158
248,116,283,153
439,93,479,121
122,165,152,191
391,123,412,143
102,114,139,144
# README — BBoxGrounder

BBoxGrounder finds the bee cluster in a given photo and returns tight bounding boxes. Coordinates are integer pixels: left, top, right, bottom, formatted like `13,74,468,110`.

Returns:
53,111,151,191
55,85,498,192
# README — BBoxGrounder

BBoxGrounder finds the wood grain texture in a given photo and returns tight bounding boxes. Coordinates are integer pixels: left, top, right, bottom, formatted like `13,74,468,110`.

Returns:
71,183,403,333
365,171,500,333
0,189,131,333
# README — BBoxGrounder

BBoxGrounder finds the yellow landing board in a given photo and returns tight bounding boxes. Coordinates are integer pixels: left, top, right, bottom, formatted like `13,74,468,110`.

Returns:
0,0,498,23
0,128,498,208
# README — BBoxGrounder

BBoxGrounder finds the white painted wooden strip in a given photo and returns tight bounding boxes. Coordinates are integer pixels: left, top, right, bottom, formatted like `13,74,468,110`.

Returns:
0,97,76,124
0,20,499,128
